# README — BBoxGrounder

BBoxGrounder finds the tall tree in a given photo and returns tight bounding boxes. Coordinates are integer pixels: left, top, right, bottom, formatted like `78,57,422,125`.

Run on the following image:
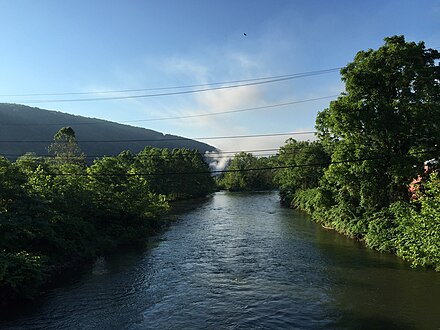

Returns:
48,127,85,164
316,36,440,215
274,139,330,207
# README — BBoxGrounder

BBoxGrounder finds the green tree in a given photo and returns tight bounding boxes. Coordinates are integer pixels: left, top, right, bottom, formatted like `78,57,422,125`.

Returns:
220,153,275,191
87,151,168,244
316,36,440,220
48,127,85,164
134,147,215,200
274,139,330,207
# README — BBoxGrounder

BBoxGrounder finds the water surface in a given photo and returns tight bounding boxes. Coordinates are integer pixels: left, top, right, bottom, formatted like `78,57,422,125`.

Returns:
2,191,439,329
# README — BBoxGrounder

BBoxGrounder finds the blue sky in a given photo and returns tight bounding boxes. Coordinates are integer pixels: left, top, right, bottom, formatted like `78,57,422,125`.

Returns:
0,0,439,153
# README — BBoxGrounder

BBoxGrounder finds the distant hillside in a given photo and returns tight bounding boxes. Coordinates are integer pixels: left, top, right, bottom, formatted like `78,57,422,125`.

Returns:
0,103,216,161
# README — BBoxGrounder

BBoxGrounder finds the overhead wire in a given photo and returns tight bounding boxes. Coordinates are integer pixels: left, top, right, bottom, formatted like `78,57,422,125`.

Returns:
16,76,332,103
0,95,338,126
119,95,338,122
1,47,438,100
0,68,341,98
0,131,316,144
1,68,341,103
1,150,281,160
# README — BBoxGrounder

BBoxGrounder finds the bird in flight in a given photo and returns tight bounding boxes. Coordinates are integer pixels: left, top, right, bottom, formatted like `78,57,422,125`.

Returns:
244,33,247,36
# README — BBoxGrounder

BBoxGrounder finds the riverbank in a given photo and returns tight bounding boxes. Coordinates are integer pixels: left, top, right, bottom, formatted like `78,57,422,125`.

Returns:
289,180,440,272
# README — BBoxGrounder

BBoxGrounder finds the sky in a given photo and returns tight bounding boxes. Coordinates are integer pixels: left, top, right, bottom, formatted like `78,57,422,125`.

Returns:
0,0,439,154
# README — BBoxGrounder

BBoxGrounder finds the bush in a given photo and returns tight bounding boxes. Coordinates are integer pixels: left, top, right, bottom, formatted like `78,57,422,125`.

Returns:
364,208,399,253
392,174,440,270
0,250,43,304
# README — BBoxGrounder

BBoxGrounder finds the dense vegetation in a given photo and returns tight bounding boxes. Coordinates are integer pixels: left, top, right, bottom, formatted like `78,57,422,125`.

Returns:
276,36,440,270
274,139,330,206
216,152,275,191
0,127,215,307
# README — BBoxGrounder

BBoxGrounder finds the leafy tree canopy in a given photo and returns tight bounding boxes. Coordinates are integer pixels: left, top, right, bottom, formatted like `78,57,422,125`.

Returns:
274,139,330,206
316,35,440,212
219,152,275,191
48,127,85,164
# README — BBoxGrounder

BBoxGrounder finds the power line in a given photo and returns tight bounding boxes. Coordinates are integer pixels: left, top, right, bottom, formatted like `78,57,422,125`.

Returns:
11,71,341,104
124,95,338,122
0,131,316,144
2,148,282,159
2,151,280,160
3,46,438,103
0,95,338,127
0,68,341,98
1,148,292,161
16,77,321,103
205,148,280,155
3,46,439,99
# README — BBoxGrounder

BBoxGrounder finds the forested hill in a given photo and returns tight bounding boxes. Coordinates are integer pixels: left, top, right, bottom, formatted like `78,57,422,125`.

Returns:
0,103,216,160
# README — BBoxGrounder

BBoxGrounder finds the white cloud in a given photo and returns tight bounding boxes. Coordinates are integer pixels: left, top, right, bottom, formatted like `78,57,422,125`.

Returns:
170,84,266,137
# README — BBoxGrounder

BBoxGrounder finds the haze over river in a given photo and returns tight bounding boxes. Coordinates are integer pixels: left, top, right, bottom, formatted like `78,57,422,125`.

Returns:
2,191,439,329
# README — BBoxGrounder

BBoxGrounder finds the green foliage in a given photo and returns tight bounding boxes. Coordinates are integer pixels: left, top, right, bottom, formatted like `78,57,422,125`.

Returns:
0,250,43,303
0,142,215,306
292,187,332,215
364,208,400,253
218,153,275,191
310,35,440,239
0,156,27,213
274,139,330,206
133,147,215,200
392,173,440,270
87,151,169,244
48,126,85,164
275,36,440,270
316,36,440,214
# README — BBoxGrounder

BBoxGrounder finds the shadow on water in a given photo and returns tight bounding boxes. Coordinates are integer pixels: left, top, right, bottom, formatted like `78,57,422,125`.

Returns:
168,194,213,214
333,314,418,330
287,209,440,329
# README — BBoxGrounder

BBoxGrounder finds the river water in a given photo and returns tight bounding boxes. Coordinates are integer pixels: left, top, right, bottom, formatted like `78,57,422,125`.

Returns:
1,191,439,329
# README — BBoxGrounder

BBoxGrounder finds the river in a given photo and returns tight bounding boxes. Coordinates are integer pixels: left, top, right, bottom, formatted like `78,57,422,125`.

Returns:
1,191,439,329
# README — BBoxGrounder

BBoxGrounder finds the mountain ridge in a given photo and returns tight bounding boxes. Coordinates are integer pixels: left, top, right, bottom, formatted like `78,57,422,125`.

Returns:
0,103,216,161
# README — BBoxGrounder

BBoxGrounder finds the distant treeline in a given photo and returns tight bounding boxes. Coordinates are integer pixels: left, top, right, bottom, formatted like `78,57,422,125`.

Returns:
216,152,276,191
0,128,215,307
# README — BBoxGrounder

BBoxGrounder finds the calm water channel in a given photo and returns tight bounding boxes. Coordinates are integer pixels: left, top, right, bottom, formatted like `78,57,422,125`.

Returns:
2,191,440,329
